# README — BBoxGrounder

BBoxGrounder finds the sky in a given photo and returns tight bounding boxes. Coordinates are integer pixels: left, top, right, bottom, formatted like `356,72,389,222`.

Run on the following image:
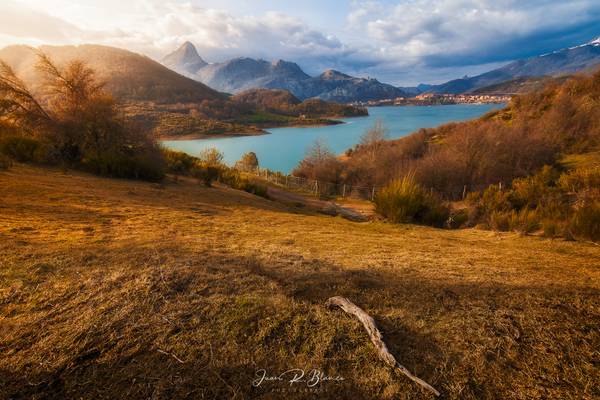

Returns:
1,0,600,85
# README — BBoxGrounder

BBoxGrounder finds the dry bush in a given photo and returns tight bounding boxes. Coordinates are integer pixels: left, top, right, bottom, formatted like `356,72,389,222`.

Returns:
508,208,540,234
235,151,259,172
558,167,600,192
163,149,197,175
374,176,449,227
0,136,41,162
293,138,343,183
0,51,165,180
343,124,428,188
197,147,225,167
570,199,600,242
0,152,11,169
191,162,221,187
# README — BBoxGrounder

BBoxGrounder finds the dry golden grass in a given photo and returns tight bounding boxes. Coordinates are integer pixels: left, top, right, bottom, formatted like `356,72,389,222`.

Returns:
1,165,599,399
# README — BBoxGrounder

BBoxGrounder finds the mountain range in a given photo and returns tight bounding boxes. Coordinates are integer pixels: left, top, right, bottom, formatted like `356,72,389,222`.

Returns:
163,37,600,100
162,42,408,102
423,37,600,94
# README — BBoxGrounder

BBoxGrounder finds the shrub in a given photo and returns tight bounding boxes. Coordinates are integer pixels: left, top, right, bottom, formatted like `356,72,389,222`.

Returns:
447,209,469,229
191,162,221,187
219,167,268,198
375,177,449,227
238,180,268,198
489,211,511,231
508,208,540,234
81,151,165,181
235,152,259,172
0,136,41,162
542,219,563,238
558,167,600,193
510,166,559,209
293,139,343,183
570,201,600,242
489,209,540,234
198,148,225,167
0,153,12,170
163,149,196,175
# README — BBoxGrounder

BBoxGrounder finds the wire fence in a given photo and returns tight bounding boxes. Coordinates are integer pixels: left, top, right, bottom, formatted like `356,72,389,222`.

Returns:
246,168,382,201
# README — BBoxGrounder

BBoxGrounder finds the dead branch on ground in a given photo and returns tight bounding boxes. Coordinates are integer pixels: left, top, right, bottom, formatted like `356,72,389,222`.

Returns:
326,296,440,397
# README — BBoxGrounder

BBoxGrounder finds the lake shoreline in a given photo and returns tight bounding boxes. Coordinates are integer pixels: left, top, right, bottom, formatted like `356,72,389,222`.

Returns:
162,104,504,174
159,116,367,141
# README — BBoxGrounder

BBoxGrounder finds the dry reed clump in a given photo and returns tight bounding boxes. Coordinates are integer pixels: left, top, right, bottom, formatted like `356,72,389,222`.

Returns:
374,176,449,227
1,165,599,399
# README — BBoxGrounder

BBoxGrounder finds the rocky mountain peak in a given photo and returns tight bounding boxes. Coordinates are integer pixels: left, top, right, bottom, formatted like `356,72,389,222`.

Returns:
320,69,352,80
161,41,207,75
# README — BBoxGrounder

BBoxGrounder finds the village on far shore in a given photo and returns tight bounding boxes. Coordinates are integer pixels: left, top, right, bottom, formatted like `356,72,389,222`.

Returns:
351,93,512,107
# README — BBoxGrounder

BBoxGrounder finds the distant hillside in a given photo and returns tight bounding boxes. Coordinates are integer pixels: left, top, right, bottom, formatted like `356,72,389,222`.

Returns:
233,88,367,117
232,88,301,114
470,76,569,95
161,42,408,103
0,44,224,103
425,37,600,94
301,70,407,103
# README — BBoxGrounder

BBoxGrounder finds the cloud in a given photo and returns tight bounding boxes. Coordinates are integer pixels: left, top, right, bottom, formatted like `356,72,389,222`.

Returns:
0,0,84,44
1,0,599,85
1,0,348,64
348,0,600,68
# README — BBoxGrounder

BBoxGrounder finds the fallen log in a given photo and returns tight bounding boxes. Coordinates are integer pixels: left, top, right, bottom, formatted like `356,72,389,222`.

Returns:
326,296,440,397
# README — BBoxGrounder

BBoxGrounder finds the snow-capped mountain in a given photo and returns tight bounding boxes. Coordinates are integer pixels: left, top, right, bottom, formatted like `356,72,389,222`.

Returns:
425,36,600,94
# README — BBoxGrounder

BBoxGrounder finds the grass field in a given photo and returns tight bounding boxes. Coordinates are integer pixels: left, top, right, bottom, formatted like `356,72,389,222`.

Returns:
1,165,599,399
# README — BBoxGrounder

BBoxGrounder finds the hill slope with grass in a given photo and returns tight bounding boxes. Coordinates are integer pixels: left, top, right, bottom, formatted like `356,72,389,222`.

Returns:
299,68,600,240
1,164,599,399
0,44,224,103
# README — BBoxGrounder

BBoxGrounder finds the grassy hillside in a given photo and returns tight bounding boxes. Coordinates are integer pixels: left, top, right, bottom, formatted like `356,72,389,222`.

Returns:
470,76,568,95
0,45,224,104
326,69,600,240
1,165,598,399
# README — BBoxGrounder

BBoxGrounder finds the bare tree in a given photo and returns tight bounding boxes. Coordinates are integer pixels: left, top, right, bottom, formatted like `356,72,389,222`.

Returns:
36,52,105,115
360,120,388,164
0,59,52,133
198,147,224,166
293,138,343,183
360,120,388,146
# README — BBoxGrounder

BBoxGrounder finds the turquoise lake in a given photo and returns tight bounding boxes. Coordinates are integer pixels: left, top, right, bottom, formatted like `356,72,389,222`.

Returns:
162,104,504,174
